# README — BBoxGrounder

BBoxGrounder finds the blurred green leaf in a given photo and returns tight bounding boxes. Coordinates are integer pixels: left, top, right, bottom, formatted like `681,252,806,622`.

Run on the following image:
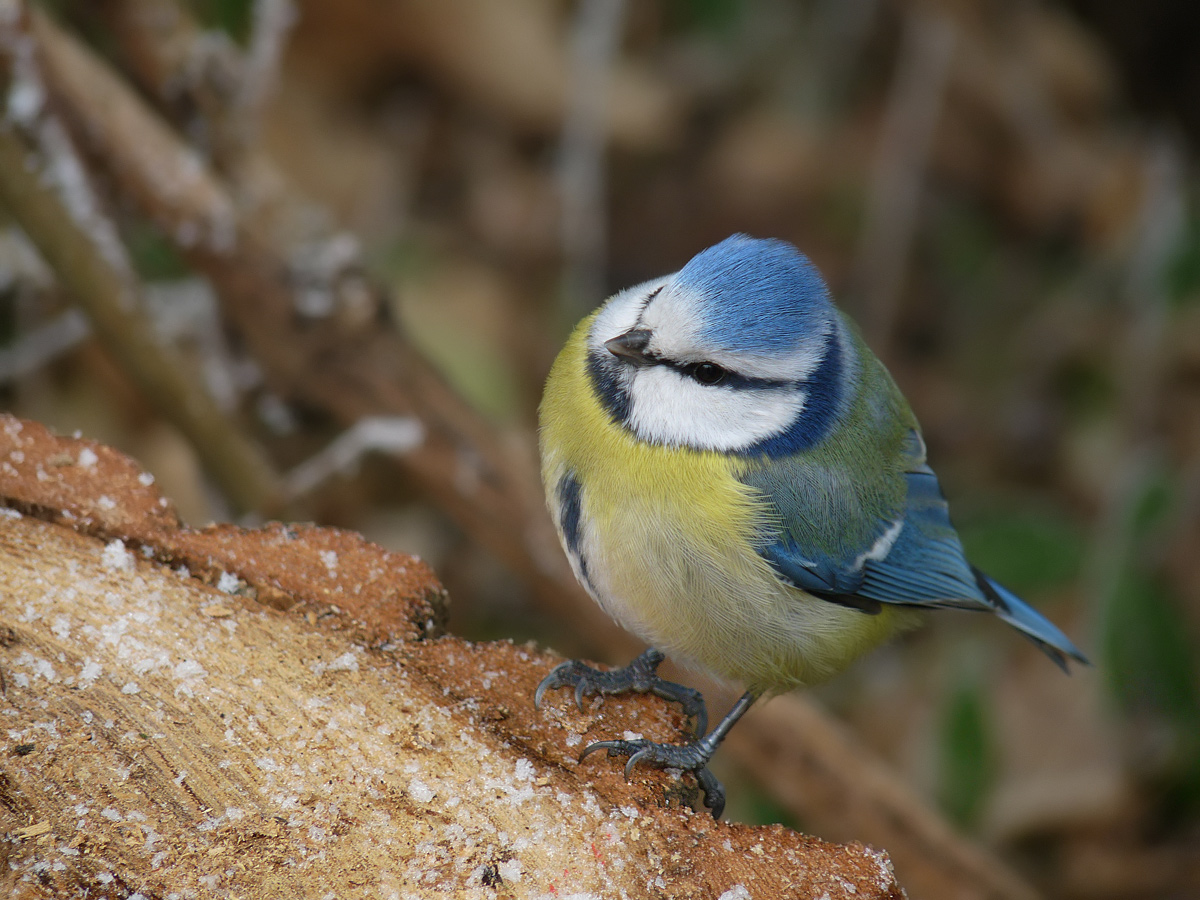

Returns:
932,201,999,297
937,679,996,830
1101,565,1200,813
190,0,253,42
669,0,742,34
1054,356,1116,421
957,504,1086,595
1166,211,1200,308
124,222,190,281
1102,570,1200,737
732,781,804,831
1128,467,1176,543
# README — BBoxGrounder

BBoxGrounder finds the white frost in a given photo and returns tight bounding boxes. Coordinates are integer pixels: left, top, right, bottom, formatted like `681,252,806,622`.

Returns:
312,652,358,676
174,660,206,681
78,659,102,688
101,540,134,572
216,571,242,594
77,447,98,468
408,779,434,803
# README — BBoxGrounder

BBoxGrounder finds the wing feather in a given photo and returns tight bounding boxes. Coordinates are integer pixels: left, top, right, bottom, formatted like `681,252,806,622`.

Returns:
749,430,992,613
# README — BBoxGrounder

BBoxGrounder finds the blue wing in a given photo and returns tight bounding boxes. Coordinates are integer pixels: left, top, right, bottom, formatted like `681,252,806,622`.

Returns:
748,430,1088,669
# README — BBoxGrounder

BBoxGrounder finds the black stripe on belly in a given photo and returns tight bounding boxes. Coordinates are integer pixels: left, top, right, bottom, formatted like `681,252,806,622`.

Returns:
557,470,592,589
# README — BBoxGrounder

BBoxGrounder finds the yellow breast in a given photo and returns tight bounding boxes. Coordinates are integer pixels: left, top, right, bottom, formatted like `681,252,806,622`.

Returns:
539,315,910,693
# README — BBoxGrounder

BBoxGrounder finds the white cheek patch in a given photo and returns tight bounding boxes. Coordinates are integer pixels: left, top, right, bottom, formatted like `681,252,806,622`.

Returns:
627,367,804,451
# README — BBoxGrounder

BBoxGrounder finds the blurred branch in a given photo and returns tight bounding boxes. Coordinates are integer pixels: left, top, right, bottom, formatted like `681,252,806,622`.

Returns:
0,2,280,513
0,308,89,382
559,0,626,313
234,0,296,150
1084,136,1185,631
282,416,425,501
851,9,955,351
727,693,1039,900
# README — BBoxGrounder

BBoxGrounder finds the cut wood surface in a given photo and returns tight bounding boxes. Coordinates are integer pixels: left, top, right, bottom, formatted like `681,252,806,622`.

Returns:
0,415,904,898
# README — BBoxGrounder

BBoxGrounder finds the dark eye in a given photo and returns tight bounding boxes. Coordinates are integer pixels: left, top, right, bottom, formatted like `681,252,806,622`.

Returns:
689,362,728,386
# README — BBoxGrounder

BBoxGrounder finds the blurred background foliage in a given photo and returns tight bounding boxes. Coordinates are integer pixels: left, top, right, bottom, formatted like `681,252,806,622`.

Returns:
2,0,1199,896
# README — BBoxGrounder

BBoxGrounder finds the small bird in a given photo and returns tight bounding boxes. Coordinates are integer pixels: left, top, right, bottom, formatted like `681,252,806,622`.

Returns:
535,234,1087,818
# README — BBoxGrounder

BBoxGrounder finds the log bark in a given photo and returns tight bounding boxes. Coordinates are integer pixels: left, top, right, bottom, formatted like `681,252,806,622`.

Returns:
0,415,904,898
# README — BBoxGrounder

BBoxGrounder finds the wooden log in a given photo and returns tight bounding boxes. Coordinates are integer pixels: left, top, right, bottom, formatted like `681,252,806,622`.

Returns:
0,415,904,898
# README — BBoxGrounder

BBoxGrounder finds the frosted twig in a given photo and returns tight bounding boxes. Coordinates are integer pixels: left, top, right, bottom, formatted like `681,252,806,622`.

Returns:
284,417,425,501
558,0,626,314
0,308,90,382
850,9,955,352
234,0,296,148
143,278,257,411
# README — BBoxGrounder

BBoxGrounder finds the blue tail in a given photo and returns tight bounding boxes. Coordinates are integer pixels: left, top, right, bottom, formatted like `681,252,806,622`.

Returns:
972,567,1090,672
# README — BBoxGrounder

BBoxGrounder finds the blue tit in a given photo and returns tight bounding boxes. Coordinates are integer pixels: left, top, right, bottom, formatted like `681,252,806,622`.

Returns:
535,234,1087,818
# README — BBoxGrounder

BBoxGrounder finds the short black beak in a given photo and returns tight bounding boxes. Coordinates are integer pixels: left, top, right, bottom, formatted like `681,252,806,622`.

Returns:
604,329,654,367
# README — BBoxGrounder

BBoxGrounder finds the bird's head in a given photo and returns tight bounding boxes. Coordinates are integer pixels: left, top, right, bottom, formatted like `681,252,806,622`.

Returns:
588,234,849,455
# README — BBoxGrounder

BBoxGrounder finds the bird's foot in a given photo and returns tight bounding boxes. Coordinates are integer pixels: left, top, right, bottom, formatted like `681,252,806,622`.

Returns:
534,647,708,737
580,735,726,818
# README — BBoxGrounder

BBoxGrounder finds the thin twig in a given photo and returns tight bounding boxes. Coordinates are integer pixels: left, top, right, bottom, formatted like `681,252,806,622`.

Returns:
283,416,425,501
0,308,89,382
558,0,626,314
234,0,296,149
850,9,955,352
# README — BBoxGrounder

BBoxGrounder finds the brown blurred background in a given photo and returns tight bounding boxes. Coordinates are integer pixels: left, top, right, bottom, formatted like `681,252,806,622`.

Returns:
2,0,1199,896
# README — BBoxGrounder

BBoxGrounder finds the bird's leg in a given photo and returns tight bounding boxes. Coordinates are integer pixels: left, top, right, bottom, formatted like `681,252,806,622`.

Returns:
534,648,708,738
580,690,758,819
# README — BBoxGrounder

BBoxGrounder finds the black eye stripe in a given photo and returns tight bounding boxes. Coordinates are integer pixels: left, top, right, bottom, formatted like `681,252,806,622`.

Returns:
647,356,796,391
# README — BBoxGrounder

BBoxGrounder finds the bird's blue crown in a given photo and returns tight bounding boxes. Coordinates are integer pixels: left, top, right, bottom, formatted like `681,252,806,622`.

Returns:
673,235,833,353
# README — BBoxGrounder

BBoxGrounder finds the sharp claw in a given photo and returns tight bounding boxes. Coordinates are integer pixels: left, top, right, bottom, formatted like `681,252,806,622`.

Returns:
574,679,587,712
579,740,614,762
534,681,548,709
696,768,725,819
624,747,651,779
